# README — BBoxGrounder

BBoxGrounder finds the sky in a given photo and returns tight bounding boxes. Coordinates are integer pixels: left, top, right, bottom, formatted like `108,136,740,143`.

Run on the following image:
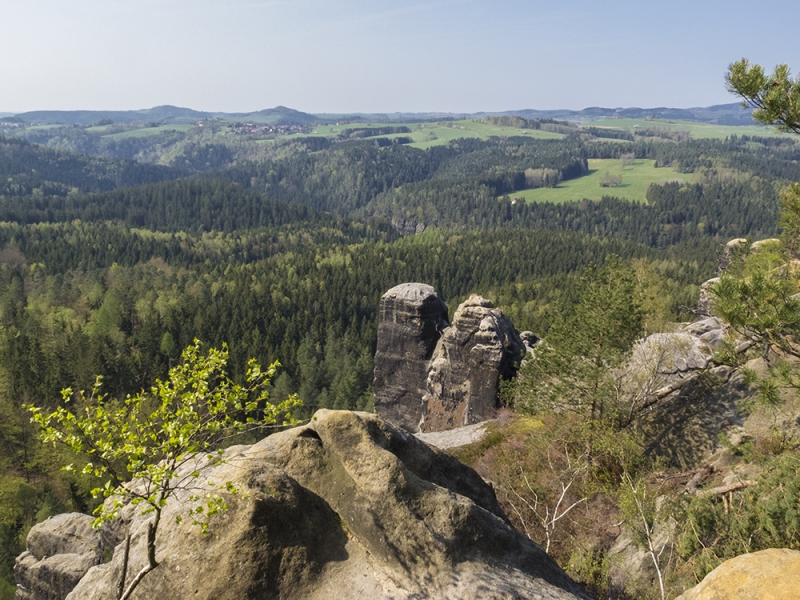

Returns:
2,0,799,114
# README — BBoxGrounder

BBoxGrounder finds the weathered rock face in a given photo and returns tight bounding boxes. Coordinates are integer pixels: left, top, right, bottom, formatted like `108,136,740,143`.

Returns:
373,283,449,431
14,513,109,600
374,285,526,433
422,295,525,432
21,410,590,600
626,318,754,469
675,548,800,600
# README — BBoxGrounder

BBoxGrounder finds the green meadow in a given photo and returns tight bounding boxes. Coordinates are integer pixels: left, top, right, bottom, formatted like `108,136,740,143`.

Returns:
101,124,195,139
508,158,693,204
581,118,790,140
310,120,563,148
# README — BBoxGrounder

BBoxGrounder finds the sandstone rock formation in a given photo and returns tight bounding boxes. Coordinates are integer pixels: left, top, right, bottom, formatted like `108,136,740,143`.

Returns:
675,548,800,599
19,410,590,600
373,283,449,431
14,513,109,600
625,317,755,469
422,295,525,432
374,284,526,433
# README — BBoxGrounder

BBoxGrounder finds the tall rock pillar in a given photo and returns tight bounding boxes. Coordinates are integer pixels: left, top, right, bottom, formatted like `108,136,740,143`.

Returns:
373,283,449,431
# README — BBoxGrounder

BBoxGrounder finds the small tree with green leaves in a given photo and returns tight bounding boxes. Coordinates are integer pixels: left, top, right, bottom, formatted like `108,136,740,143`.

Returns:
27,340,301,600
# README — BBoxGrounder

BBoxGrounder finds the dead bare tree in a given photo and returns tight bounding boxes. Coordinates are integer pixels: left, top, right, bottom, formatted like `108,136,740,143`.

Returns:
622,473,669,600
501,444,588,553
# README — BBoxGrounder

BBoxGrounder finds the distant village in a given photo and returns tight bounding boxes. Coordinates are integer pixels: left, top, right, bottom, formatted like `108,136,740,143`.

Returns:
225,122,312,136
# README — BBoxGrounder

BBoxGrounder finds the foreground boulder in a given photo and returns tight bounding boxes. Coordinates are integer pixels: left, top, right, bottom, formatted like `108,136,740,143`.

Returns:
374,284,526,433
14,513,108,600
22,410,589,600
675,548,800,599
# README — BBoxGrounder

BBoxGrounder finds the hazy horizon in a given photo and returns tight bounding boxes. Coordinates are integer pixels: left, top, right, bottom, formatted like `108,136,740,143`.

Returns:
1,101,752,118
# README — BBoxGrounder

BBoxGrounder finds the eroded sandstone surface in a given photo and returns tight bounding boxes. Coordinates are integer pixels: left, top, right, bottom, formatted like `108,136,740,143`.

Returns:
17,410,590,600
422,295,524,432
675,548,800,600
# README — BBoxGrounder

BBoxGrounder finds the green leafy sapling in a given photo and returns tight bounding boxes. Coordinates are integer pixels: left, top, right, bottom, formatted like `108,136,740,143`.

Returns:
26,340,301,600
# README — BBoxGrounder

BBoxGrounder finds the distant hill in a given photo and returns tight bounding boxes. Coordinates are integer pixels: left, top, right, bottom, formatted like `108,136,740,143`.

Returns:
11,103,754,127
12,105,322,126
488,103,755,126
317,103,755,126
227,105,322,126
0,135,179,195
13,105,212,125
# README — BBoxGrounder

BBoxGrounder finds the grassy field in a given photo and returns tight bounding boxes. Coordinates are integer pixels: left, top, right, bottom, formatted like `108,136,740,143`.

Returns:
101,124,195,139
507,158,693,204
581,118,791,140
309,120,563,148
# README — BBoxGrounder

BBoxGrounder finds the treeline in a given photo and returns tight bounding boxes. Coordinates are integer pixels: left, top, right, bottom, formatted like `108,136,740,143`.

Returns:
4,124,190,162
583,126,635,141
218,134,798,225
360,177,778,244
222,138,589,214
0,222,712,414
0,179,321,233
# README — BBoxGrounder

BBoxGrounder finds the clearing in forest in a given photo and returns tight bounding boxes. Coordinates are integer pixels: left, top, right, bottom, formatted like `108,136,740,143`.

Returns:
581,118,791,140
310,119,563,148
508,159,693,204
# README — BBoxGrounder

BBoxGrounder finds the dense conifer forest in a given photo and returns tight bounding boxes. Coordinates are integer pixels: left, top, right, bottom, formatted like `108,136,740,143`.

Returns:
0,121,797,597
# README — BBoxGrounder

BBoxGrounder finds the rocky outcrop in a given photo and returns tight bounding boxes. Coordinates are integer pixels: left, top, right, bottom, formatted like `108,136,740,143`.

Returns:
697,237,779,316
373,283,449,431
626,317,755,469
374,285,526,433
24,410,589,600
675,548,800,599
422,295,525,432
14,513,109,600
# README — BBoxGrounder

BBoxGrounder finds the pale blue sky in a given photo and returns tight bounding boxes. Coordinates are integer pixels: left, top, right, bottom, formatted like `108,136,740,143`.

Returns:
2,0,798,113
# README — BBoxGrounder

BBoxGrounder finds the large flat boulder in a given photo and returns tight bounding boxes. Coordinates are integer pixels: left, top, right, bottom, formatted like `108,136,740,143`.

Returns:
27,410,589,600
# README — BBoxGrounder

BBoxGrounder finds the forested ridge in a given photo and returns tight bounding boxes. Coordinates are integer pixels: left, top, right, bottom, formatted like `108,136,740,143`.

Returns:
0,122,797,597
0,136,180,197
